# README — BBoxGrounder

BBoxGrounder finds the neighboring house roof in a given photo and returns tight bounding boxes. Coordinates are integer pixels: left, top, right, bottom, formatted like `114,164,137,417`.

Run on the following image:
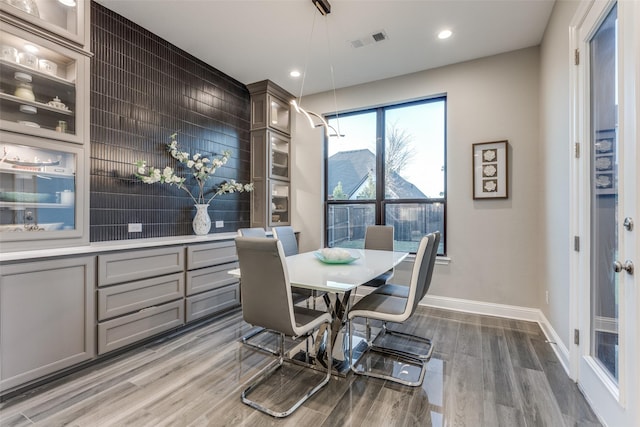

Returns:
328,149,375,199
328,149,427,199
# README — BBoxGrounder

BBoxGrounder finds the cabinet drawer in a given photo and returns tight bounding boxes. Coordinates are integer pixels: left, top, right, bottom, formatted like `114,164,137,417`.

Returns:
186,240,237,270
98,246,185,286
185,283,240,323
97,300,184,355
97,273,184,321
186,262,239,296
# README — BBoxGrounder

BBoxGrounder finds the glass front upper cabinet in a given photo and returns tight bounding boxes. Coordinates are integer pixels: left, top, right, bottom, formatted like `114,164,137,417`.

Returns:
0,135,84,244
268,94,290,134
270,181,289,226
0,22,86,144
0,0,88,46
269,131,289,181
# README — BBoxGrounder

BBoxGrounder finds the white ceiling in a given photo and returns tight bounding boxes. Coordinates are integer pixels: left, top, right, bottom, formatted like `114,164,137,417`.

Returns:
95,0,556,96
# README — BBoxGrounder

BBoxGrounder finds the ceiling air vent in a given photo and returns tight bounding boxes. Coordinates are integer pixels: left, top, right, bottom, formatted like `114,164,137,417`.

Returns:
350,30,389,48
372,31,386,42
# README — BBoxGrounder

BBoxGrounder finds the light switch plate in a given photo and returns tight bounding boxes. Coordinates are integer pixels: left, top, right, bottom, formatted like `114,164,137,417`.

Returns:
215,220,224,228
128,223,142,232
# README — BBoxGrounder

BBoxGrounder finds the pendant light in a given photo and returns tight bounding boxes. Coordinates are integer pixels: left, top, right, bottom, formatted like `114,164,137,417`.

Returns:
291,0,342,138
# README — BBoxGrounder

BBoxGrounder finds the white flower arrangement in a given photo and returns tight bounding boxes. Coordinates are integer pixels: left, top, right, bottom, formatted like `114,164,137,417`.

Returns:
135,133,253,205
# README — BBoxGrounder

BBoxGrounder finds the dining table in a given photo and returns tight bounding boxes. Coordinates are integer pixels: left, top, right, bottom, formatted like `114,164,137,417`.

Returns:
231,247,409,374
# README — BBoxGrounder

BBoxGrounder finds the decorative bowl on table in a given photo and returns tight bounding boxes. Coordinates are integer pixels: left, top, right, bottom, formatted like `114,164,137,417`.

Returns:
313,248,359,264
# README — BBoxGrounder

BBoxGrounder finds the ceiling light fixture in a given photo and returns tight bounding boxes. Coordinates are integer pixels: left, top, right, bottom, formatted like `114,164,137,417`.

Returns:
291,0,341,138
290,70,301,78
438,29,452,40
312,0,331,16
58,0,77,6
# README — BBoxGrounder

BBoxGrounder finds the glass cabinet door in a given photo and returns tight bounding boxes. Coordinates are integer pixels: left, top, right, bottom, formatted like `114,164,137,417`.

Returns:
268,94,290,135
269,131,289,181
270,181,289,226
0,0,87,46
0,22,86,144
0,135,84,243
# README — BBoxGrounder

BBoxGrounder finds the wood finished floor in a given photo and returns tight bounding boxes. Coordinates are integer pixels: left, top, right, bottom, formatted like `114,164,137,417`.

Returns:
0,306,601,427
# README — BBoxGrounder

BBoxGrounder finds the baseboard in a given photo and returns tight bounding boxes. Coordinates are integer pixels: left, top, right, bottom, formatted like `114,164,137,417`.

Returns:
421,295,571,375
536,310,571,376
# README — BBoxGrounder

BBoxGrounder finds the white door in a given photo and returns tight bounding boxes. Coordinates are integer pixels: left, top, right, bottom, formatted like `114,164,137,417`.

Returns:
571,0,638,425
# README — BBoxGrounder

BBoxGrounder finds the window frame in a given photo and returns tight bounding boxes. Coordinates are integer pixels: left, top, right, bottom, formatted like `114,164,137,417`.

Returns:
324,96,447,255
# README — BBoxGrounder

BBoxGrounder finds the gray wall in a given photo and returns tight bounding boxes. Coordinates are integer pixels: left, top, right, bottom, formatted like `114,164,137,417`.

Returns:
539,0,581,349
292,46,542,310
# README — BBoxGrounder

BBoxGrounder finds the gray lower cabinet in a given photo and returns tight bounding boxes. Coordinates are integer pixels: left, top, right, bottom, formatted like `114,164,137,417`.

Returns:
186,284,240,323
98,246,185,286
97,272,184,321
97,299,184,355
185,240,240,323
97,247,186,355
0,256,96,391
0,239,242,393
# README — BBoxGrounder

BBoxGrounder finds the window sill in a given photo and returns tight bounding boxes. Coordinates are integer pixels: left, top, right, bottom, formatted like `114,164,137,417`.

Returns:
402,254,451,265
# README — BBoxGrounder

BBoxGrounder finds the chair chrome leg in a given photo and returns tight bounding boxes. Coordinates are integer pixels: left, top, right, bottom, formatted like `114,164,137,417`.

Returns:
372,322,434,360
241,327,280,356
349,317,428,387
241,324,332,418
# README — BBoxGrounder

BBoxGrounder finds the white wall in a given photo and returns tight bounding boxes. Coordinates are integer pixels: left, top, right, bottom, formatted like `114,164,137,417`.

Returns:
292,47,542,309
539,0,580,349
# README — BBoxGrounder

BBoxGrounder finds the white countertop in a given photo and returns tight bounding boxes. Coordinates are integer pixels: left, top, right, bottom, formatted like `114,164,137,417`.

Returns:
0,232,240,263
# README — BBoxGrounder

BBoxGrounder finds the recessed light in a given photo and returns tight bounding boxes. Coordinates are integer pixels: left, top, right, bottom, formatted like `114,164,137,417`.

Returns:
58,0,77,6
290,70,301,78
23,44,39,53
438,30,452,40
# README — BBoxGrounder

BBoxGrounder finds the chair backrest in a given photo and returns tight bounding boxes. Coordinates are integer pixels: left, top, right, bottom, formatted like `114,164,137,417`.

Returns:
364,225,394,251
237,227,267,238
235,237,297,337
419,231,440,300
405,232,438,315
272,226,298,257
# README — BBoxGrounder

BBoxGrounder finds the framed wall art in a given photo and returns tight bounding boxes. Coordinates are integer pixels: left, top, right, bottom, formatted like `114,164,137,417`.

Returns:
472,140,508,199
594,129,616,196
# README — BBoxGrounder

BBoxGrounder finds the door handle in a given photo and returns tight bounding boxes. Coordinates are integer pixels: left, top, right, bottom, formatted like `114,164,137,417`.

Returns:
613,260,634,275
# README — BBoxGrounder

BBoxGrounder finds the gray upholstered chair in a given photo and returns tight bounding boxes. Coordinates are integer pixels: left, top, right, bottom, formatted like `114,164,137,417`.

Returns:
235,237,332,418
237,227,267,238
236,228,308,304
371,231,440,360
271,226,298,256
347,233,438,386
361,225,395,287
272,226,325,308
237,227,306,353
374,231,440,299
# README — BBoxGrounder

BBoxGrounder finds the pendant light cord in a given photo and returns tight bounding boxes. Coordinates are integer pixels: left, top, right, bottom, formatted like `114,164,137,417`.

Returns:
297,10,318,108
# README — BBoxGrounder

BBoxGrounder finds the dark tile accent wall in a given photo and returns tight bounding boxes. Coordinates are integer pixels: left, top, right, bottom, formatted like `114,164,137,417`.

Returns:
90,2,251,242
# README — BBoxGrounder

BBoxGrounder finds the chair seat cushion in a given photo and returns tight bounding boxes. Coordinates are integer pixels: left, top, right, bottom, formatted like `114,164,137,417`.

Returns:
292,290,311,303
348,293,408,323
361,270,394,288
293,306,332,333
372,283,409,298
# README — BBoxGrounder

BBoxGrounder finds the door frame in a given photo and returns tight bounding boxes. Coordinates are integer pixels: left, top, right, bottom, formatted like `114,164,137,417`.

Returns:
569,0,639,425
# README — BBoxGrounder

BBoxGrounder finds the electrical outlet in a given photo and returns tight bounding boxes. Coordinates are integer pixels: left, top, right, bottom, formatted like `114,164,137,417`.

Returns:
215,220,224,228
545,291,549,304
128,223,142,233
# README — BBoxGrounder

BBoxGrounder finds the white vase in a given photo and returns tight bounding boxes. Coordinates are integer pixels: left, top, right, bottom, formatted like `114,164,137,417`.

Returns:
192,204,211,235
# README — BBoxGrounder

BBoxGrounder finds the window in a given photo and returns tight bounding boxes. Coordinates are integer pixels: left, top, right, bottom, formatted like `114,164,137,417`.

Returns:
325,97,446,254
